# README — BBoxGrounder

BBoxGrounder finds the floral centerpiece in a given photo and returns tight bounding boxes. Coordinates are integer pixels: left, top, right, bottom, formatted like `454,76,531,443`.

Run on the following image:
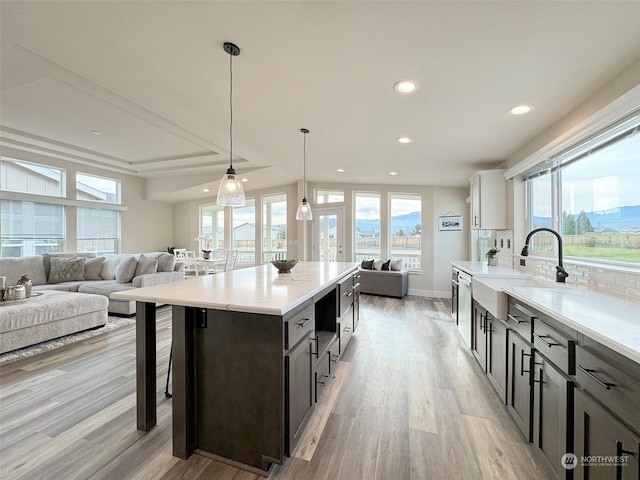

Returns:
485,248,500,266
195,235,213,259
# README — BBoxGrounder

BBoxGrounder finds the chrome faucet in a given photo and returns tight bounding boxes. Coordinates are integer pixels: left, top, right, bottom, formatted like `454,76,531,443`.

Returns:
520,227,569,283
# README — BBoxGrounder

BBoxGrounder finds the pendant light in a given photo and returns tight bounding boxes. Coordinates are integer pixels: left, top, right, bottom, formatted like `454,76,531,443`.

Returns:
217,42,246,207
296,128,313,221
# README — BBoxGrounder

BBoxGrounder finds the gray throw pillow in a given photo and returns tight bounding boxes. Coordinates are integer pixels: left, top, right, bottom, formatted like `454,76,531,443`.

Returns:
83,257,105,280
48,257,86,284
134,254,158,277
155,252,176,272
116,256,138,284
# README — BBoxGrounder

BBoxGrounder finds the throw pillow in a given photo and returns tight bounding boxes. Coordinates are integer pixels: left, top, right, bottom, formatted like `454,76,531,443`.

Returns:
155,252,176,272
389,259,402,271
134,254,158,277
48,257,86,284
43,252,96,278
361,260,374,270
373,259,384,270
381,259,391,271
84,257,105,280
116,256,138,284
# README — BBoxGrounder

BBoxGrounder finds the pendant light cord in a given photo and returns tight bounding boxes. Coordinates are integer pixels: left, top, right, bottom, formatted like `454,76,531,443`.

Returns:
229,50,233,170
303,131,306,199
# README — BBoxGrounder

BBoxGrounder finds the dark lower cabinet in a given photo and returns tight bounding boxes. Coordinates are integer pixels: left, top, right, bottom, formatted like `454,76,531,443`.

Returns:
285,333,314,456
507,330,533,442
486,316,507,403
532,351,574,479
574,389,640,480
472,302,488,371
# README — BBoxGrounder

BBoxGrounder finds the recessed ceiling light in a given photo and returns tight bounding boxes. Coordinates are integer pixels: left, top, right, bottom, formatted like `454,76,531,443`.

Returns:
388,171,399,176
396,137,412,144
241,178,248,182
90,130,102,135
507,105,534,115
393,80,418,94
336,168,345,173
202,188,210,193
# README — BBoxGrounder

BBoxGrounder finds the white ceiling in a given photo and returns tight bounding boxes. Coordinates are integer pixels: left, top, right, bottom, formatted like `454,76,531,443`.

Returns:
1,1,639,203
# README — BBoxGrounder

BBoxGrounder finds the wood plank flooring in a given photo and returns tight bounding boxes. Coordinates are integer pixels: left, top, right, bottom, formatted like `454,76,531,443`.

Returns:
0,295,551,480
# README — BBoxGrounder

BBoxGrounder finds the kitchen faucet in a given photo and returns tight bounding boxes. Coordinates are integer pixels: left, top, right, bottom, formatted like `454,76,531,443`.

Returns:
520,227,569,283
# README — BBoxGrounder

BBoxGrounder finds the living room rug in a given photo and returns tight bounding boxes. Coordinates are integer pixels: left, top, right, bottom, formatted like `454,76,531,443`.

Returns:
0,315,136,364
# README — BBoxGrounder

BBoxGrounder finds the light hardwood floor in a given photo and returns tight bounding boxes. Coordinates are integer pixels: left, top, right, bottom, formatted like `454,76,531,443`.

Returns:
0,295,550,480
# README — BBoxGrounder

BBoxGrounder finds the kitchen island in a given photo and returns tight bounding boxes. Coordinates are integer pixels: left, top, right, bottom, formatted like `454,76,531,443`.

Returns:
111,261,359,474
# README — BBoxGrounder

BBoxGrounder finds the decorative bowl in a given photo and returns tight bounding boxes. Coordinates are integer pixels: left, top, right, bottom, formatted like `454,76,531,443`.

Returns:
271,259,298,273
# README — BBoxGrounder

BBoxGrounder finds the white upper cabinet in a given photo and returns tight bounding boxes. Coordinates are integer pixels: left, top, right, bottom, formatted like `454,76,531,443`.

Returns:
469,170,507,230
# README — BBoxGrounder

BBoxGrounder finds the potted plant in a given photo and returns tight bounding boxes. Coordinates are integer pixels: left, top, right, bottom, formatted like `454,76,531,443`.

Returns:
485,248,500,266
195,235,213,259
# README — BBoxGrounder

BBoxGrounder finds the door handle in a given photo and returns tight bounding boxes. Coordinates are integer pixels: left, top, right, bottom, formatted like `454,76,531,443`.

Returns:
577,365,614,390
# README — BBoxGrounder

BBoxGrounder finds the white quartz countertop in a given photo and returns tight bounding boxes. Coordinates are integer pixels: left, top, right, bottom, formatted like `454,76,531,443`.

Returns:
451,260,530,277
111,261,358,316
504,286,640,364
451,260,640,364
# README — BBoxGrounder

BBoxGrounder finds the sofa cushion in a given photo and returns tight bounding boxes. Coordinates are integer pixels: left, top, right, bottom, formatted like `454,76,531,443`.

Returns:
147,252,176,272
361,260,374,270
0,256,47,286
381,259,391,271
83,257,105,280
373,259,384,270
116,256,138,284
48,257,86,284
134,254,158,277
389,259,402,271
43,252,96,278
101,254,135,280
78,280,136,297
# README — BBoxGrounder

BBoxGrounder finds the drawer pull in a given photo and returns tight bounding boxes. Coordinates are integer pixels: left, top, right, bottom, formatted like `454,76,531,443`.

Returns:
343,326,351,333
331,354,339,363
318,374,330,386
297,318,312,328
521,351,531,376
533,332,558,347
507,314,523,324
578,365,614,390
311,337,319,359
343,291,353,297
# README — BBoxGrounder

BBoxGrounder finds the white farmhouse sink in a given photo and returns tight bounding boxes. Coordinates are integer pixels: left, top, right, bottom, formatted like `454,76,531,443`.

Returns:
471,275,556,320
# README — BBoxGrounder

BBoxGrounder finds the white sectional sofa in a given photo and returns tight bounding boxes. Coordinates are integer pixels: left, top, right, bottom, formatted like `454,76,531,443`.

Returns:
0,252,185,354
1,251,184,315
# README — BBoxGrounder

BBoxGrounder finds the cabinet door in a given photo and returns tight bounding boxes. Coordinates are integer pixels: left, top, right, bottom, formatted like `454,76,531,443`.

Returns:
285,334,314,456
471,303,487,371
338,305,354,356
574,389,640,480
532,352,574,480
507,331,533,441
487,317,507,403
470,176,480,229
353,283,360,333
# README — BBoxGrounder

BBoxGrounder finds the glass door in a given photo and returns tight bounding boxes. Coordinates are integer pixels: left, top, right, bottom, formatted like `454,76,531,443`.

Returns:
313,207,344,262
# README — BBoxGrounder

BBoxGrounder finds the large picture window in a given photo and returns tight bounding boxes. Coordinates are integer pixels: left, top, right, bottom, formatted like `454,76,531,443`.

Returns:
1,158,65,197
1,200,64,256
263,193,287,262
526,113,640,264
232,199,256,265
354,192,380,262
389,193,421,269
201,204,225,250
77,208,119,255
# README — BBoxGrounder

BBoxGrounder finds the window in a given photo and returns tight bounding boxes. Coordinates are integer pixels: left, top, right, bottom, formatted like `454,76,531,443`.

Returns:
1,200,64,256
526,113,640,264
354,192,380,262
316,190,344,204
201,204,225,250
76,173,120,204
389,194,421,269
1,158,65,197
77,208,119,255
232,199,256,265
263,193,287,262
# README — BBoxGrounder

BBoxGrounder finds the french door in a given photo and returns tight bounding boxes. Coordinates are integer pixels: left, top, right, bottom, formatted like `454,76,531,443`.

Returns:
313,207,344,262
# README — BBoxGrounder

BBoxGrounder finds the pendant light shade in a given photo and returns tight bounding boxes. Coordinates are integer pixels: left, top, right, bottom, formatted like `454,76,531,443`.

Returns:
217,42,246,207
296,128,313,221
